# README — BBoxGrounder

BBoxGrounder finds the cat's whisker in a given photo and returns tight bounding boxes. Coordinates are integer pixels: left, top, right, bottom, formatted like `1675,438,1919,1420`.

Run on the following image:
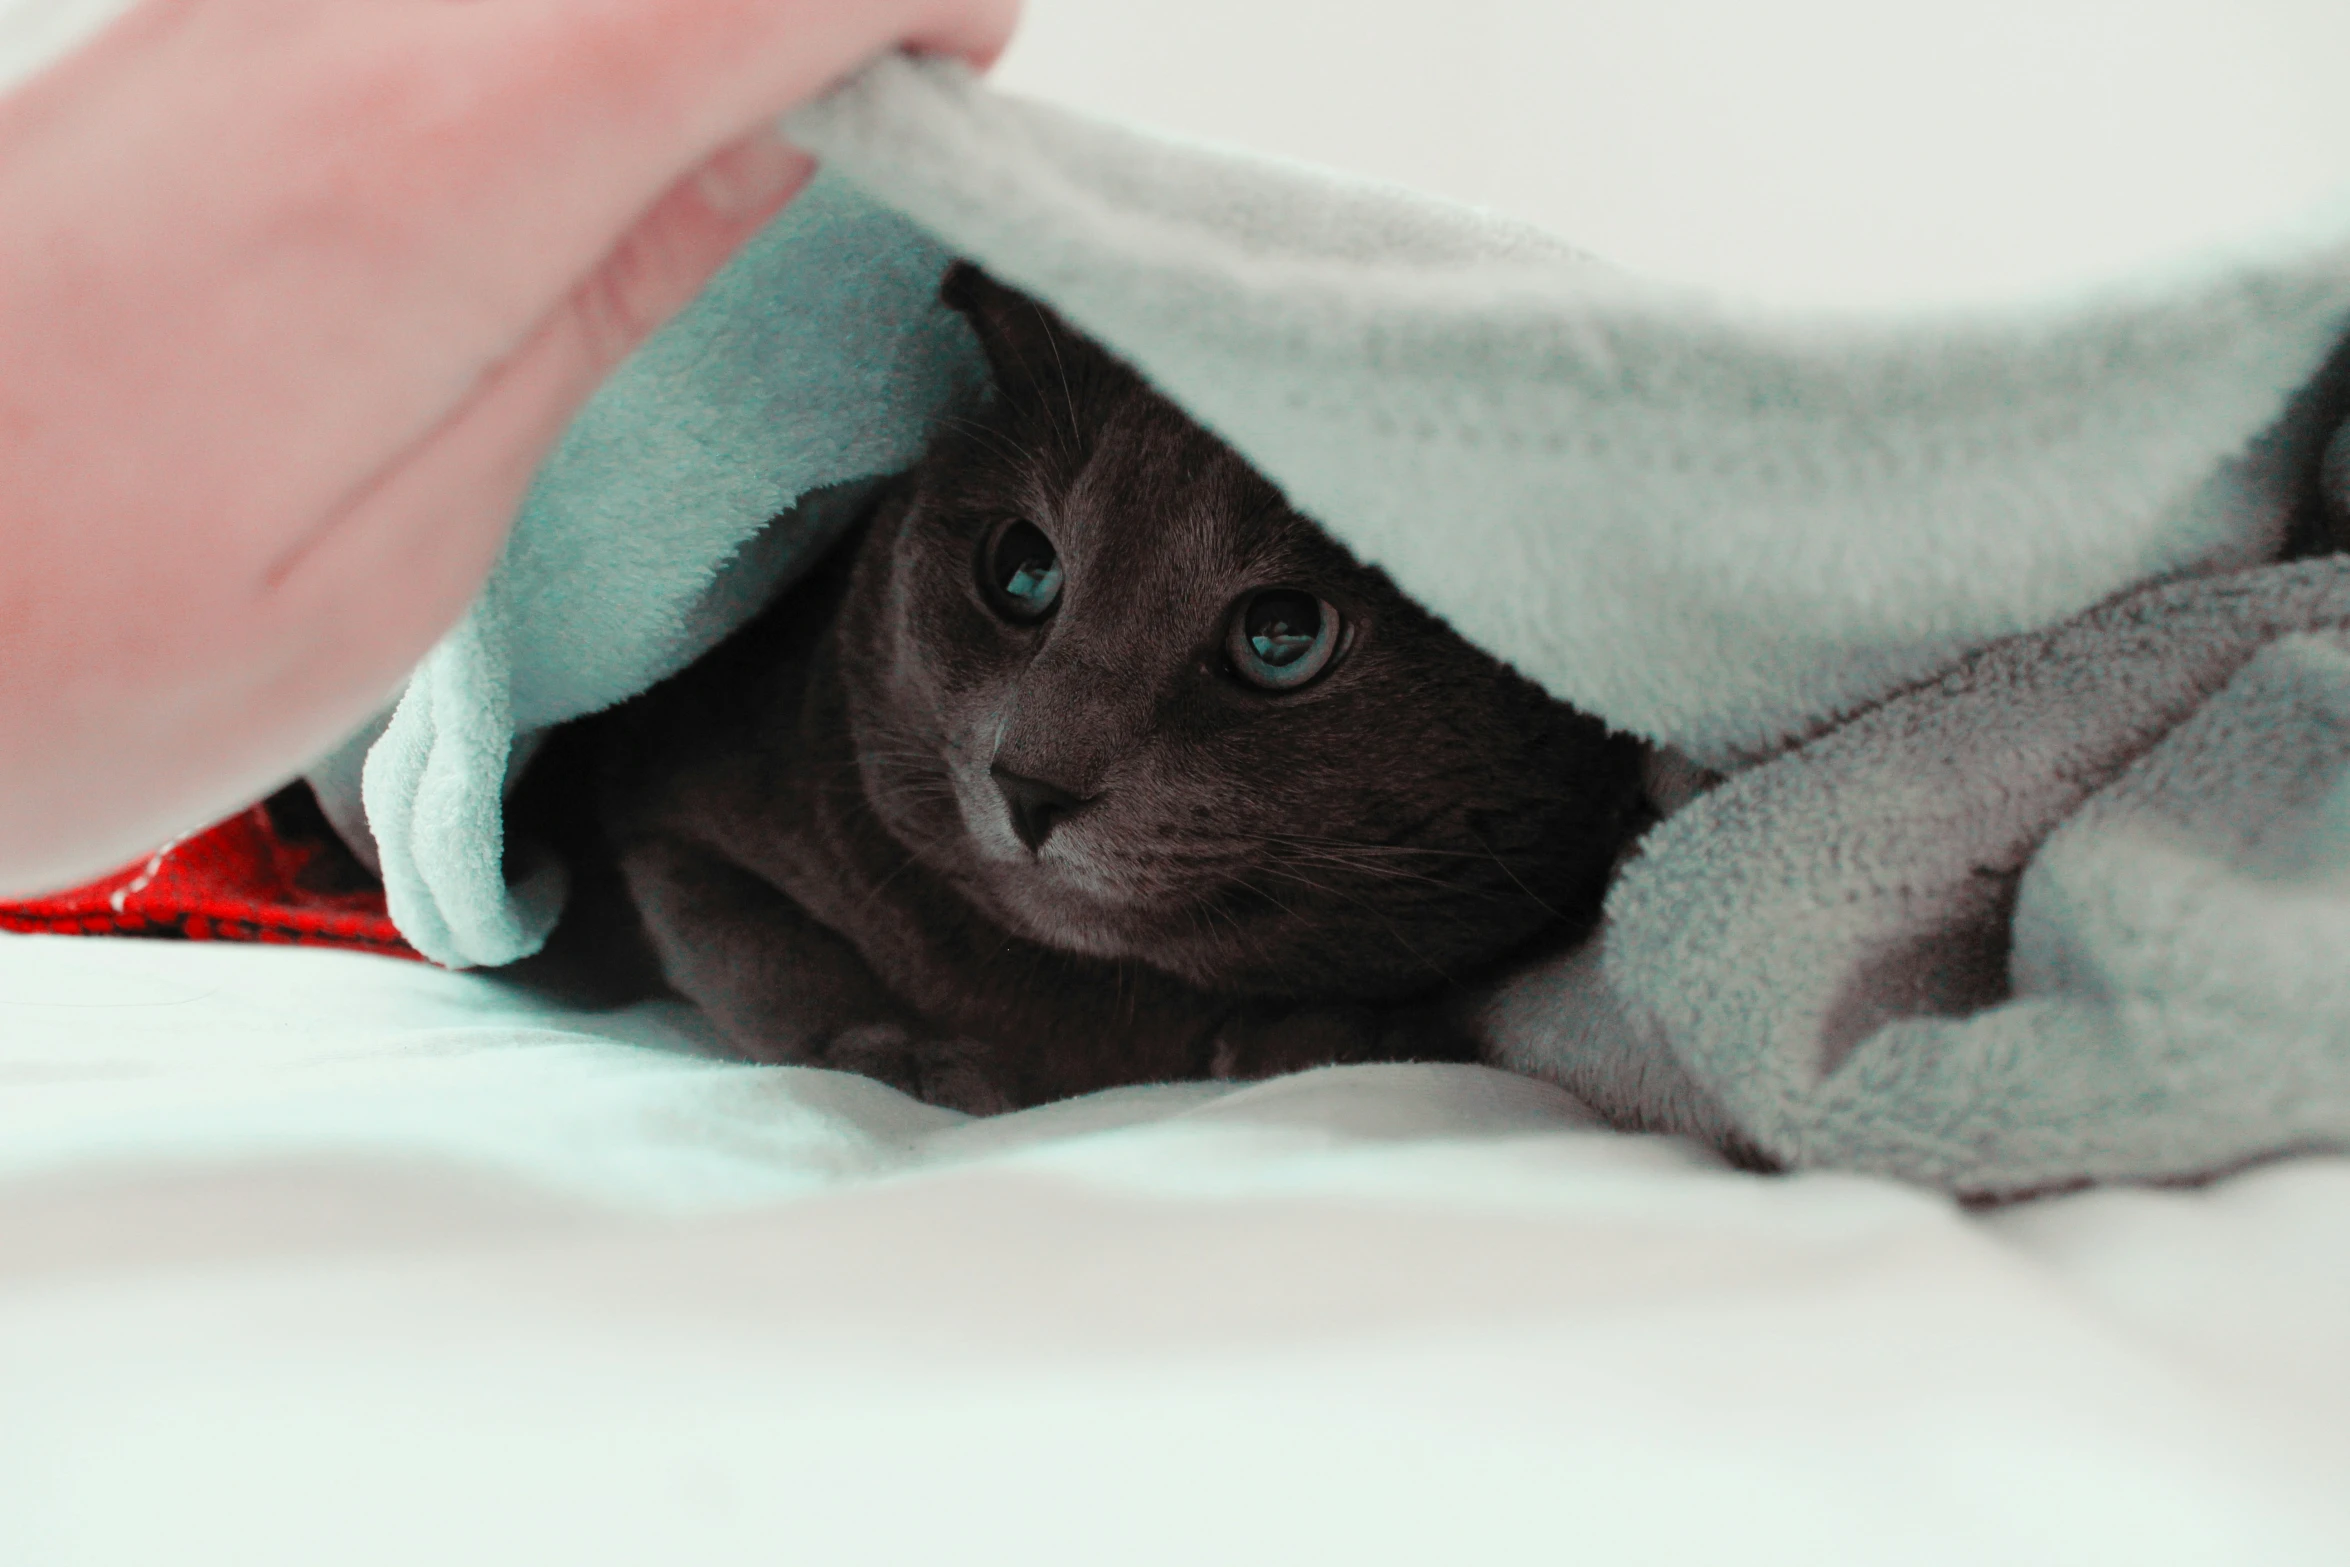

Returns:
1179,902,1215,963
1236,828,1573,918
1186,888,1272,983
939,414,1039,475
1230,832,1478,889
1026,302,1084,464
1251,831,1517,863
832,770,971,909
1272,847,1528,901
824,764,947,805
1465,825,1569,924
1263,850,1480,901
855,825,958,909
1247,864,1454,985
857,784,964,825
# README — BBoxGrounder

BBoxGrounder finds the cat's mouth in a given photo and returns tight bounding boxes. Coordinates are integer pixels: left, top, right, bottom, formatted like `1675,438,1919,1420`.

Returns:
846,737,1141,954
966,859,1258,978
886,755,1127,945
956,801,1163,958
941,781,1369,986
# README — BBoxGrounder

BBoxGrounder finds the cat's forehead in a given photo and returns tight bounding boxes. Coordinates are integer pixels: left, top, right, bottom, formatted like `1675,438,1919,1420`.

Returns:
1040,390,1343,586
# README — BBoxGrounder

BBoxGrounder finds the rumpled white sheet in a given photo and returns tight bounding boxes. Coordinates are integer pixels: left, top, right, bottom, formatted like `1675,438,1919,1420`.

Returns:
4,933,2346,1566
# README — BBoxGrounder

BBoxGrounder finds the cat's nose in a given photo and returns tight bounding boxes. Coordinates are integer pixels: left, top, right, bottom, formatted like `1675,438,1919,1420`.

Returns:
990,765,1091,853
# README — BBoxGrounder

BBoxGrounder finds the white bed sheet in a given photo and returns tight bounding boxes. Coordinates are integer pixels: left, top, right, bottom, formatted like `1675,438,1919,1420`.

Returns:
2,932,2345,1566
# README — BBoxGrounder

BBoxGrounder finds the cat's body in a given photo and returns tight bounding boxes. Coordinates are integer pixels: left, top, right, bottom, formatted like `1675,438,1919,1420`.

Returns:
588,265,1646,1111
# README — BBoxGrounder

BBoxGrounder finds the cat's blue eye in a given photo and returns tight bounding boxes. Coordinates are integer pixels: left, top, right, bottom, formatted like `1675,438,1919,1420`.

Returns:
980,518,1063,621
1226,588,1343,691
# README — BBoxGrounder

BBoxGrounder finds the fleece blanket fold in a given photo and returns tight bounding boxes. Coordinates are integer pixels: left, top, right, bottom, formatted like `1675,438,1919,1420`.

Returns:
1485,558,2350,1197
313,55,2350,1190
306,174,984,962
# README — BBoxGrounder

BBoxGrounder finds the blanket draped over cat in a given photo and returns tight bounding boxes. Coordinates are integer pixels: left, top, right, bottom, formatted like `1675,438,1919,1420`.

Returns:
307,56,2350,1198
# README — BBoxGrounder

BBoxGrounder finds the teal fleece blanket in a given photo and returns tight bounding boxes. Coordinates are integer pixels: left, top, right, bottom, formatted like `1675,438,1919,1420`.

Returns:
311,56,2350,1196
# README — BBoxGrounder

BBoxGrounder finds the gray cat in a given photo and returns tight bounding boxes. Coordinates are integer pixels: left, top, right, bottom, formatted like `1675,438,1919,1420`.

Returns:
578,263,1647,1112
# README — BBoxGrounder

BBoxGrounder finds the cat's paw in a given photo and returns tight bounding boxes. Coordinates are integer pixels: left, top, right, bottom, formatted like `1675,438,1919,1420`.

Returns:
824,1022,1016,1116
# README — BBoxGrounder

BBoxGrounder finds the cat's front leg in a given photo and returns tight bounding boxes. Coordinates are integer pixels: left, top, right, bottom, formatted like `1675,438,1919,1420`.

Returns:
1208,1000,1475,1081
618,834,1015,1111
824,1023,1013,1116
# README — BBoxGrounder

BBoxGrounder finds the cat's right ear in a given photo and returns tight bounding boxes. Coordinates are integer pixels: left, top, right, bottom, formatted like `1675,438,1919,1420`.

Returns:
939,261,1084,408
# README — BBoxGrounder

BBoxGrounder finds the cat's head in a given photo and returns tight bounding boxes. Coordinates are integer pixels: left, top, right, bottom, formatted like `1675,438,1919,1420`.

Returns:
837,262,1644,1000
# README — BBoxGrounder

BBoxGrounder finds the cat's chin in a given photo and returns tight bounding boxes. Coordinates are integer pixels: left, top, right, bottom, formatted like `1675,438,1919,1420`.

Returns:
1001,904,1143,961
934,821,1322,986
976,878,1258,988
961,868,1157,962
946,856,1218,973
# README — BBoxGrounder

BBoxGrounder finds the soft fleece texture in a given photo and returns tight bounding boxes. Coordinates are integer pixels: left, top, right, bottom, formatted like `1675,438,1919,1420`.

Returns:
317,56,2350,1193
304,172,984,959
1484,558,2350,1198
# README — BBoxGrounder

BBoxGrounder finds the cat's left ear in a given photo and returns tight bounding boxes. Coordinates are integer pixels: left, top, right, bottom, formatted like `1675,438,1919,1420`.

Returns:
940,261,1095,408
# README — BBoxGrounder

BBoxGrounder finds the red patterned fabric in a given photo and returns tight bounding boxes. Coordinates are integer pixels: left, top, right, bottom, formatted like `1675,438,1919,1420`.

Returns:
0,803,423,961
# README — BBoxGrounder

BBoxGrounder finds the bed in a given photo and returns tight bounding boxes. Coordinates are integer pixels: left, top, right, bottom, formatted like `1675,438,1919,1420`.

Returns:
4,930,2347,1564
